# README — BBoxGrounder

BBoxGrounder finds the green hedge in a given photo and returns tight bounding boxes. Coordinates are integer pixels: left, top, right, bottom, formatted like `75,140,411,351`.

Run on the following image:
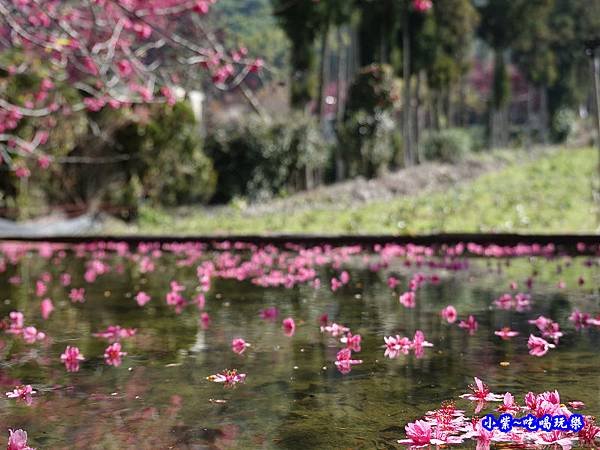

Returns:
205,113,330,203
420,128,473,163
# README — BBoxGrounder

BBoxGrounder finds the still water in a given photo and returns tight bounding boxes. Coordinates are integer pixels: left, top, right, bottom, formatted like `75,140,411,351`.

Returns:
0,241,598,449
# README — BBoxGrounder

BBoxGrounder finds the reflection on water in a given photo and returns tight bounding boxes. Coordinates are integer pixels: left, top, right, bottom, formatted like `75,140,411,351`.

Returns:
0,242,599,449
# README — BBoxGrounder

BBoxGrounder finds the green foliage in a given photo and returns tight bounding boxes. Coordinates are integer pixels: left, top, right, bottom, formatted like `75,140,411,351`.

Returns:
113,102,217,208
3,101,216,219
465,126,488,153
421,128,473,163
340,64,401,178
491,51,511,109
270,0,321,107
547,0,600,122
204,113,330,202
356,0,399,67
551,108,578,143
211,0,289,74
128,148,598,235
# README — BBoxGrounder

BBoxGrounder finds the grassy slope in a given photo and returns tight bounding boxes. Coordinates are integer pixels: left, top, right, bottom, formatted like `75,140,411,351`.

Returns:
122,147,598,235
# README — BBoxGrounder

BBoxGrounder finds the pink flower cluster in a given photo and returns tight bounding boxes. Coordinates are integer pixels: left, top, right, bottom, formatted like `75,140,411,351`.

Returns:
5,385,36,406
4,311,46,344
569,309,600,330
384,330,433,359
6,429,35,450
494,292,531,311
322,319,363,374
207,369,246,387
400,377,597,448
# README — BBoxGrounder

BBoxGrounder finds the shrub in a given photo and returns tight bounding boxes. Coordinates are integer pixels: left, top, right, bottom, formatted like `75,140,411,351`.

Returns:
340,64,401,178
205,113,330,203
551,108,577,143
36,101,215,220
420,128,473,163
129,102,217,207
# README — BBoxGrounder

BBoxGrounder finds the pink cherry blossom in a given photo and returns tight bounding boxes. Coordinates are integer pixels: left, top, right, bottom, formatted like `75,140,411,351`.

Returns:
7,311,24,334
200,312,211,329
260,307,279,321
40,298,54,320
195,293,206,310
330,277,342,292
60,345,84,372
69,288,85,303
231,338,250,355
528,334,555,357
458,315,478,335
412,330,433,358
494,327,519,340
534,430,575,449
135,291,151,307
6,429,34,450
207,369,246,387
104,342,127,367
320,323,349,337
398,420,434,446
496,392,520,413
413,0,433,13
383,335,412,359
334,348,363,374
569,310,594,330
399,291,416,308
22,326,45,344
60,273,71,286
441,305,457,323
93,325,136,342
14,166,30,179
340,332,362,352
35,280,47,297
282,317,295,337
459,377,503,402
6,385,36,405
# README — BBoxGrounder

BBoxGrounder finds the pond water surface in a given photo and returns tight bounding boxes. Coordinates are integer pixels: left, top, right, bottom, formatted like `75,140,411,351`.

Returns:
0,241,599,449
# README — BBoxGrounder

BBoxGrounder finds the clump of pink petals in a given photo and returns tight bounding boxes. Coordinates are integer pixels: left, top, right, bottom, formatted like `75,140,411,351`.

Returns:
282,317,295,337
5,385,36,406
441,305,457,323
231,338,250,355
207,369,246,387
104,342,127,367
494,327,519,340
6,428,35,450
40,298,54,320
334,348,363,374
135,291,151,307
69,288,85,303
93,325,136,342
458,315,478,335
60,345,84,372
527,334,555,357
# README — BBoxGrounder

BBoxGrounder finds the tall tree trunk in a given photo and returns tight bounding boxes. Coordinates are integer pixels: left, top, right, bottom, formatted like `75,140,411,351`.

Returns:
489,49,510,149
447,87,455,128
402,1,413,167
526,84,534,151
592,48,600,210
458,74,467,127
414,71,425,164
316,20,330,121
335,27,347,182
434,93,442,130
539,85,550,145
